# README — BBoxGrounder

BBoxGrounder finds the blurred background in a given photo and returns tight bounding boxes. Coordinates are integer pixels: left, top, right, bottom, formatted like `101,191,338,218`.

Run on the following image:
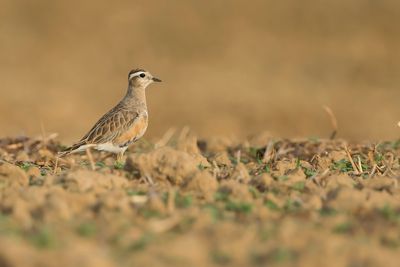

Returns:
0,0,399,142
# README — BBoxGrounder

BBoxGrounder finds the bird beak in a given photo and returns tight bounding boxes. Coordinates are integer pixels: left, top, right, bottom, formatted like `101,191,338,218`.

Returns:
152,77,162,82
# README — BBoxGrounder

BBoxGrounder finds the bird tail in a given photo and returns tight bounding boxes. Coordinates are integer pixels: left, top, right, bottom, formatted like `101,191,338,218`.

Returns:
58,145,79,158
58,141,89,158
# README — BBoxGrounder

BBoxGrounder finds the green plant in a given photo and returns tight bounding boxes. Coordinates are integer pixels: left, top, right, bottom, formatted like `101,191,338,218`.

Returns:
332,159,353,172
19,162,32,171
29,228,56,249
114,161,125,169
333,222,352,234
264,200,280,211
225,201,252,214
76,222,97,237
175,193,193,208
292,181,305,191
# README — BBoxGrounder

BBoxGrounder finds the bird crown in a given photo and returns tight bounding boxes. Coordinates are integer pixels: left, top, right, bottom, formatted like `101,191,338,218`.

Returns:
128,69,146,80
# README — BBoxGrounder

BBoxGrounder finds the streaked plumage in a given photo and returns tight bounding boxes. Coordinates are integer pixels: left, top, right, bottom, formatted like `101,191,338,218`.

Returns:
59,68,161,160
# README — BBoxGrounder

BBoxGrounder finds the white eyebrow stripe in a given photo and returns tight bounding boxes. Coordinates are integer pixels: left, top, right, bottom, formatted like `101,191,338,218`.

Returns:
129,71,145,80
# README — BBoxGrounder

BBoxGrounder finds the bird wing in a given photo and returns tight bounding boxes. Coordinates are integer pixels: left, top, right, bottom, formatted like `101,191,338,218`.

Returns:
59,106,139,156
80,107,139,145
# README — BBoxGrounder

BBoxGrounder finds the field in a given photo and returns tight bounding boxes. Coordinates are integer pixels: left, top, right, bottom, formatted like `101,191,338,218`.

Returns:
0,130,399,267
1,0,400,140
1,0,400,266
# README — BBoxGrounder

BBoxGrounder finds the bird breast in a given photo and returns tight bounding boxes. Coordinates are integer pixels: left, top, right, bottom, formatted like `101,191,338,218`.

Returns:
114,112,148,146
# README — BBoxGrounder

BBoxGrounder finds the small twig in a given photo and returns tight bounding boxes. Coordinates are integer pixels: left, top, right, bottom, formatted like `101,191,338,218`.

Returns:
85,148,95,171
383,153,396,177
357,155,363,173
345,146,360,175
263,140,275,163
212,160,220,178
323,105,338,139
276,147,295,157
53,157,59,175
382,167,390,177
369,164,377,178
236,150,241,164
144,174,154,185
376,165,385,173
312,168,330,187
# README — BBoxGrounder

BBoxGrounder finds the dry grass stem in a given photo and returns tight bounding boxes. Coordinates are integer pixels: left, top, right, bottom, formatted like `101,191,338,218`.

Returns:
144,175,155,185
357,155,363,173
262,140,275,163
323,105,338,139
236,150,241,164
178,126,190,142
155,127,176,148
345,146,360,175
369,164,377,178
53,157,59,175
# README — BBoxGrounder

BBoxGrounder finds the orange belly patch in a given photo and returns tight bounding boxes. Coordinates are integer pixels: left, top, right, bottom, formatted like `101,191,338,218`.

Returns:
114,115,148,146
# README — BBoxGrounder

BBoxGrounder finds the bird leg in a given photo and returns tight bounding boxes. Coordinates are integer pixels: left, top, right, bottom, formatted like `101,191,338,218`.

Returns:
85,148,96,170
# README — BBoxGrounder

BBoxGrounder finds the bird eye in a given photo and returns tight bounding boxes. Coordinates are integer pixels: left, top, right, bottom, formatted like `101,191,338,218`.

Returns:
140,73,146,78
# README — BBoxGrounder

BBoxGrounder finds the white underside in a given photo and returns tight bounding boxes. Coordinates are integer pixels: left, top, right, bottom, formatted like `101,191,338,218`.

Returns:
73,143,127,154
97,143,128,153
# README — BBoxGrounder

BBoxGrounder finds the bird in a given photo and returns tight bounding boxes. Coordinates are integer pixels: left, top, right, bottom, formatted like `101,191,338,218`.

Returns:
58,68,161,162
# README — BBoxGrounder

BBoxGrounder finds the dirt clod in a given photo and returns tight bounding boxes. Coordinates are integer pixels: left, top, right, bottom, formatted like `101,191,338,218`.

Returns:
126,146,205,186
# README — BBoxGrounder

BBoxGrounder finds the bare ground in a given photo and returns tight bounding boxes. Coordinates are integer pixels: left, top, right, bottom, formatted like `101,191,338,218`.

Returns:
0,131,399,267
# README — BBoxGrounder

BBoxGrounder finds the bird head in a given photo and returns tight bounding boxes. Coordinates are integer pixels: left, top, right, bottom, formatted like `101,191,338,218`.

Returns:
128,69,161,88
